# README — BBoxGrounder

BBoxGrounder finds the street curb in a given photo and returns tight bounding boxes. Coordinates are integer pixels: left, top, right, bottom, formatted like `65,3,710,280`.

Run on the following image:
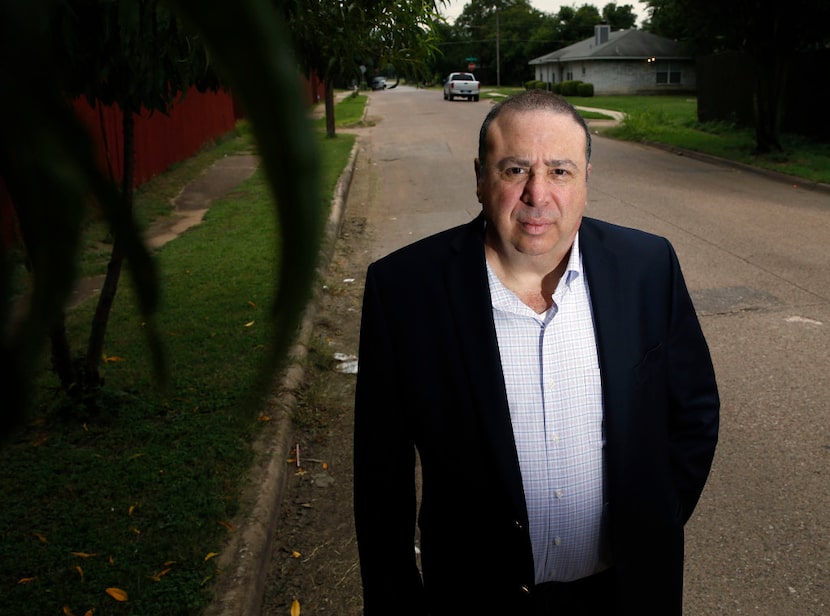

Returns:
204,141,360,616
579,106,830,195
641,139,830,196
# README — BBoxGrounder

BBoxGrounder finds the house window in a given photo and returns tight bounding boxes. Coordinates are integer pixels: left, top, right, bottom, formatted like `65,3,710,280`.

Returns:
566,70,574,80
655,61,681,84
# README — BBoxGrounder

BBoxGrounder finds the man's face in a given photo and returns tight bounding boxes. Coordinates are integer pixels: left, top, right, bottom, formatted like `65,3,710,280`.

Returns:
475,109,590,266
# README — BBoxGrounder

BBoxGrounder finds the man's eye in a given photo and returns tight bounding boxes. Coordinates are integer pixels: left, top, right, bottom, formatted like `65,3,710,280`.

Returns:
552,168,568,176
505,167,527,176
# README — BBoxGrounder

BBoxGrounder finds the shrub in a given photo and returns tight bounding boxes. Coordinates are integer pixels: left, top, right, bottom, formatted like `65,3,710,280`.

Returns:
577,82,594,97
552,82,562,94
524,80,547,90
559,80,583,96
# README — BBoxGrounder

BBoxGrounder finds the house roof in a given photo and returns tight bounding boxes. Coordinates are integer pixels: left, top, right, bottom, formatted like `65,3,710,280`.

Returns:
529,28,691,65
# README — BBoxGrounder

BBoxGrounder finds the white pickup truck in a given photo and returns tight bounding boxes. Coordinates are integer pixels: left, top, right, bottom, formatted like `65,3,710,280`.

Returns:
443,72,480,102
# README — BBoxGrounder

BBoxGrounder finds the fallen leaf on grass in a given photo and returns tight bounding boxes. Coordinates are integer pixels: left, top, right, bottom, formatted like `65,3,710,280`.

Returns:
63,606,75,616
291,599,301,616
291,550,301,559
75,566,84,580
33,532,48,543
257,414,271,422
105,587,128,602
204,552,219,561
102,354,125,363
244,321,255,327
217,520,235,532
71,552,97,558
149,568,171,582
17,577,37,584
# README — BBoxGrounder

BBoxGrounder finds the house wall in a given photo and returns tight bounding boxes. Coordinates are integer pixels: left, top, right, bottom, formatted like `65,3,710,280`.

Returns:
535,60,696,95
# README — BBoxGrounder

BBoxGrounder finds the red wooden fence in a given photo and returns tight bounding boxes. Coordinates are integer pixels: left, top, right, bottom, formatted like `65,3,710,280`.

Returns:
1,87,236,249
73,86,238,188
2,75,323,249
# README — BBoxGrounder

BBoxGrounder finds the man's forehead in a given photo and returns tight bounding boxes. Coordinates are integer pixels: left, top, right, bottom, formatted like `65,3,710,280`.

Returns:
487,109,588,151
491,108,583,133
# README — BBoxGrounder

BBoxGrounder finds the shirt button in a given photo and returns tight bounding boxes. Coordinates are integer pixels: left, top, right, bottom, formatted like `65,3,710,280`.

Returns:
554,537,562,546
555,490,564,498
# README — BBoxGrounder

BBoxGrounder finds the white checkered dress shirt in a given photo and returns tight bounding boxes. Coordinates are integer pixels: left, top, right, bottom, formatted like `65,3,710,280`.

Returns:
487,234,606,584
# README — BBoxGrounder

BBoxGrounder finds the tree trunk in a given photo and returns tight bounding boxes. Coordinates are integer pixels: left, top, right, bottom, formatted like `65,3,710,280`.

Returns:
49,314,75,389
83,110,135,386
324,76,336,138
753,55,788,154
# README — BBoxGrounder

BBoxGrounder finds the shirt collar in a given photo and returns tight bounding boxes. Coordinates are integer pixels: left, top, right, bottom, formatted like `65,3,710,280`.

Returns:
487,232,583,315
564,231,583,287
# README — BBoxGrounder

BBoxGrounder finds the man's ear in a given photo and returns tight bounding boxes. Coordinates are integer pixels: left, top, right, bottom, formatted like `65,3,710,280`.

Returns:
586,162,592,182
474,158,483,202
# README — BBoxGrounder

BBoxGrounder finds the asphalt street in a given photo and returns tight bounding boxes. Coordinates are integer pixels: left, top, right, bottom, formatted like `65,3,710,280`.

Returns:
348,85,829,614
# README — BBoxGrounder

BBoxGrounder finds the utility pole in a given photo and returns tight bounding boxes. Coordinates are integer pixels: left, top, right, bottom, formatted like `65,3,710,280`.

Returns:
495,7,501,87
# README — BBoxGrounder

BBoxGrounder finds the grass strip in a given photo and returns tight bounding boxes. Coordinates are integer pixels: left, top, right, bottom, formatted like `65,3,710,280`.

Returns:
0,110,357,615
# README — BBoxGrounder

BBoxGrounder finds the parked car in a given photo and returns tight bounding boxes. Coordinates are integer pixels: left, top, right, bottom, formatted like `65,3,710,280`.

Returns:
370,76,387,91
443,72,480,101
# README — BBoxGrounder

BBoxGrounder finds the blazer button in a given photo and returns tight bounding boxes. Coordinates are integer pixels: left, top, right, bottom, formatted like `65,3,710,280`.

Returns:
520,584,531,595
514,520,524,531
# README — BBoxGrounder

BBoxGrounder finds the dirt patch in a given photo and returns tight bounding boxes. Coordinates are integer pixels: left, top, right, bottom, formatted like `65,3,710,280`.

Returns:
260,214,374,615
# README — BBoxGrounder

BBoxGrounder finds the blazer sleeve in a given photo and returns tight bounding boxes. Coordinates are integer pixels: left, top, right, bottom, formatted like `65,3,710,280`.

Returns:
664,239,720,523
353,263,427,615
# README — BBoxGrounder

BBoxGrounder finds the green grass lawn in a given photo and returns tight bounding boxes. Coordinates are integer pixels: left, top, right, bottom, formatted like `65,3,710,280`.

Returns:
0,108,357,616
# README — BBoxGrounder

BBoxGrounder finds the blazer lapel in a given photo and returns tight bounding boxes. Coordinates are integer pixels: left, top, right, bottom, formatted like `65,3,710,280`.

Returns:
444,217,529,526
579,218,631,451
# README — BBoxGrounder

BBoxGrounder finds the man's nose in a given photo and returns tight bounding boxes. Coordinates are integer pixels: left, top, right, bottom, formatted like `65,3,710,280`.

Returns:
521,171,549,207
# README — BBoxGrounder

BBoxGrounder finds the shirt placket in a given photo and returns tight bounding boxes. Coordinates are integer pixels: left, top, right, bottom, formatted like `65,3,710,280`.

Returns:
541,281,574,581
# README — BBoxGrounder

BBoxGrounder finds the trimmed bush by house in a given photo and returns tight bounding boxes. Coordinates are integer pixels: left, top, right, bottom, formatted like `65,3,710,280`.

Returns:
577,82,595,97
559,80,583,96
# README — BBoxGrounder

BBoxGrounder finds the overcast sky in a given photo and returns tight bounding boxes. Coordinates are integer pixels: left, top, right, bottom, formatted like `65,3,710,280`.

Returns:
439,1,649,26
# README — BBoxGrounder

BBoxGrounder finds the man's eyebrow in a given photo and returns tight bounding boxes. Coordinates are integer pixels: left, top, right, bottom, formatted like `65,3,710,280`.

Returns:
544,158,579,169
495,157,579,169
495,156,530,169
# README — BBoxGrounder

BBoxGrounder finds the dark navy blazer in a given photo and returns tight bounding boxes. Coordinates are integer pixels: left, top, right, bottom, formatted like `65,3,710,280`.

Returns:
354,215,719,615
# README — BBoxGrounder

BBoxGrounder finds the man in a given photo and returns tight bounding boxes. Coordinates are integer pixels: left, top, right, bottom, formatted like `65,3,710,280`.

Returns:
354,90,719,615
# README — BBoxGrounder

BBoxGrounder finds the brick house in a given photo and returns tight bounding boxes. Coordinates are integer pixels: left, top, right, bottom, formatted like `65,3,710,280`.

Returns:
529,25,695,95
